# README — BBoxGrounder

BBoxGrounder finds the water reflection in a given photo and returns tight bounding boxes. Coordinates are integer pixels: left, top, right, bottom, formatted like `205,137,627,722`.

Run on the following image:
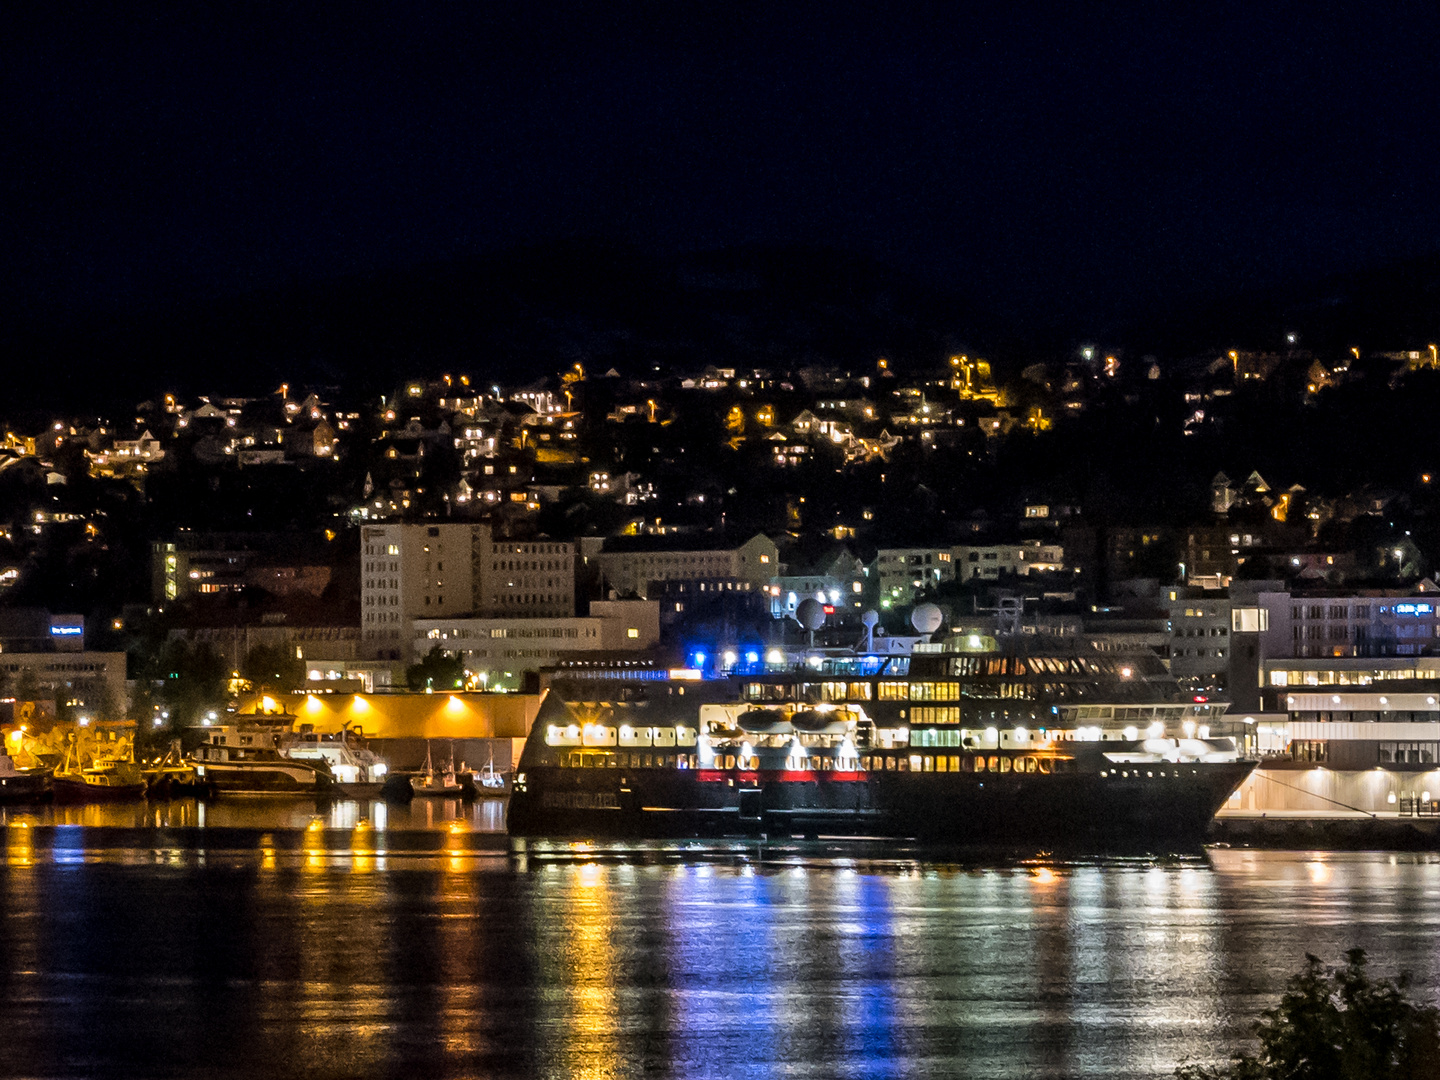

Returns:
3,831,1440,1078
533,861,621,1078
0,795,510,832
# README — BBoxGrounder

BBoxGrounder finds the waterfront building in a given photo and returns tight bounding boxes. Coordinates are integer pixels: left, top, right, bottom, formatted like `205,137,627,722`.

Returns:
0,651,126,716
411,599,660,691
1255,589,1440,660
163,623,399,690
1163,590,1232,695
0,608,124,716
233,689,543,773
1219,653,1440,815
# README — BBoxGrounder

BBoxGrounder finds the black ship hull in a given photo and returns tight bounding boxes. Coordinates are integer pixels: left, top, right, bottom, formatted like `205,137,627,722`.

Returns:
507,760,1256,845
197,763,337,796
0,773,52,803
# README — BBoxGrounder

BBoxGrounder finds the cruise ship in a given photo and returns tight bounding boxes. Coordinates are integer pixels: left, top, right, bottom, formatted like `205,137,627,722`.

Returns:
508,626,1255,845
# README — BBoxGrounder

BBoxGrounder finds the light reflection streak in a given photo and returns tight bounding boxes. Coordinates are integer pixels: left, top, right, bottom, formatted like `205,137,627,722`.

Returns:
437,836,485,1065
550,862,620,1080
842,870,900,1077
6,821,34,867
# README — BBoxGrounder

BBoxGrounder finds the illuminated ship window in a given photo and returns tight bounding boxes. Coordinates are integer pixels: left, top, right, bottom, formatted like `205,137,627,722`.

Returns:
545,724,582,746
582,724,618,747
909,681,960,701
618,725,652,748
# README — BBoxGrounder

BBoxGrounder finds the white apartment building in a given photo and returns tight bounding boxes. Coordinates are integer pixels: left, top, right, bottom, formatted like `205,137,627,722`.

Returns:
0,652,127,714
953,541,1064,581
1164,592,1233,691
478,536,575,618
591,533,779,599
361,524,477,659
874,548,955,605
1258,590,1440,660
361,523,575,659
411,600,659,691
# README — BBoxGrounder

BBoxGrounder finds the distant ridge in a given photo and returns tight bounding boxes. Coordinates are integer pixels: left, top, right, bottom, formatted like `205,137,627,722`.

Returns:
6,242,1438,413
4,241,1005,411
1120,252,1440,357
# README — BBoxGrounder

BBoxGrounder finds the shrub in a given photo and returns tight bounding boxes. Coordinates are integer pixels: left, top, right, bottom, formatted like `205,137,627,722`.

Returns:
1177,949,1440,1080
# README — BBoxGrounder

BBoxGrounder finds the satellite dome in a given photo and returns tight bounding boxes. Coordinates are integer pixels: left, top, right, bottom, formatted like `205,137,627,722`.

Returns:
860,610,880,629
795,597,827,631
911,603,944,635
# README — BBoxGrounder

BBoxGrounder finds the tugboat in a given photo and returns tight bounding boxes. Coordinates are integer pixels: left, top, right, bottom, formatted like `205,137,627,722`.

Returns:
0,750,51,803
188,725,338,795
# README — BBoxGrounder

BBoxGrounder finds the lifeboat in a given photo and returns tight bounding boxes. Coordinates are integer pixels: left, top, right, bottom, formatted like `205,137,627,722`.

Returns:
736,710,794,735
789,710,851,736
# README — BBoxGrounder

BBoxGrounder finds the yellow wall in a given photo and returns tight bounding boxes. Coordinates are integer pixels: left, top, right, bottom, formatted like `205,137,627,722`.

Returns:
236,691,543,740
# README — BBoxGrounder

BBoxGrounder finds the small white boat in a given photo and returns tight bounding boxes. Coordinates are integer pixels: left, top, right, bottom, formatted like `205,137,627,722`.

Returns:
478,755,508,793
412,741,463,797
283,728,390,798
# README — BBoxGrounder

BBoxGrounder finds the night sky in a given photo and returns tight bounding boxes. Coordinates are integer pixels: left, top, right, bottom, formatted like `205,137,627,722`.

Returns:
6,2,1440,328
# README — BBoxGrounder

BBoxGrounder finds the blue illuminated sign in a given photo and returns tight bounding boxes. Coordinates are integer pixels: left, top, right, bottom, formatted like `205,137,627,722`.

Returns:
50,625,83,636
1395,604,1433,615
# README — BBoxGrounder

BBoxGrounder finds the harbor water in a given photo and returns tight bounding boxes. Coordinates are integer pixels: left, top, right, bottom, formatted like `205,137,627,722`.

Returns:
3,799,1440,1079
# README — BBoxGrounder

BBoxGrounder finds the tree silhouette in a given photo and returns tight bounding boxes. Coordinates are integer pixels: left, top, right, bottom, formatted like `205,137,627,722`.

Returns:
242,643,305,693
1177,950,1440,1080
405,646,465,691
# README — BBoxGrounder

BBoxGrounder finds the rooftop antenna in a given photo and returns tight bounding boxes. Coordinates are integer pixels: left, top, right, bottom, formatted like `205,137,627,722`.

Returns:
911,603,943,640
996,595,1023,636
795,598,826,652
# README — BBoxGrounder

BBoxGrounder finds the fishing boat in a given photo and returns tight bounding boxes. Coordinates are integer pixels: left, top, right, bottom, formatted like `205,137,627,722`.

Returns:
52,745,147,803
412,741,463,797
0,752,51,803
